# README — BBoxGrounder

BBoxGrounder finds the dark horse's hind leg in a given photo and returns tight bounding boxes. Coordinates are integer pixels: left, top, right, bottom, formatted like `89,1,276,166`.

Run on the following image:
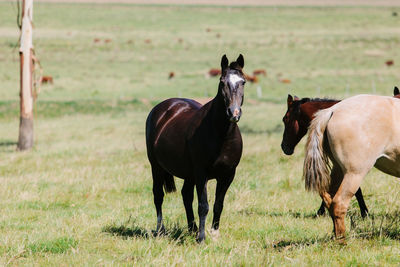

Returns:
151,164,169,234
317,188,368,218
196,179,209,243
212,174,234,233
355,188,368,218
317,201,326,216
181,179,197,233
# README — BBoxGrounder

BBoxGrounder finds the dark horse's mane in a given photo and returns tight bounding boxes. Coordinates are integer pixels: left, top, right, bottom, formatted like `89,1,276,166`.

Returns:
301,97,339,103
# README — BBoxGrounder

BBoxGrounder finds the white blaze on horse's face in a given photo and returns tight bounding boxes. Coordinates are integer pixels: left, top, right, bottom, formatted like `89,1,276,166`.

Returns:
224,72,245,123
228,74,244,88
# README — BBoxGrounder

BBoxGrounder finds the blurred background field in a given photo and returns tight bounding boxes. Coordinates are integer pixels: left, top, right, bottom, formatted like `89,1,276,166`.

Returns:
1,1,400,265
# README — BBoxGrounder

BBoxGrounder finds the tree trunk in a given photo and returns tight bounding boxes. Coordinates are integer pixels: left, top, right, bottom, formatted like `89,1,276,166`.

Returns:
18,0,34,150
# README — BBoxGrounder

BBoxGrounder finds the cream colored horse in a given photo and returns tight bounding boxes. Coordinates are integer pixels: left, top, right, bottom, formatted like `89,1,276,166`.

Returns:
303,94,400,240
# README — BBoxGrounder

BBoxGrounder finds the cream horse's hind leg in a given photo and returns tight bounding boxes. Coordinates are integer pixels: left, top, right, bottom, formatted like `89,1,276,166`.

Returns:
328,171,366,240
319,164,343,212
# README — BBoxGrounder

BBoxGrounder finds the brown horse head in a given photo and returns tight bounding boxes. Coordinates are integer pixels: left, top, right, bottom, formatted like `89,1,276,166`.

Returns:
219,54,245,122
281,94,310,155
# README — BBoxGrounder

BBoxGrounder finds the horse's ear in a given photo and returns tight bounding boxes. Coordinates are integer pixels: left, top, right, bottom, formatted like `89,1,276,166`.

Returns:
394,86,399,96
294,95,300,101
221,54,229,71
236,54,244,69
287,94,293,106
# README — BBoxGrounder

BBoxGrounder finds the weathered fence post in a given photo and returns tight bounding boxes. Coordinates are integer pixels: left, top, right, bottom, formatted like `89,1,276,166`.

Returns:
18,0,34,150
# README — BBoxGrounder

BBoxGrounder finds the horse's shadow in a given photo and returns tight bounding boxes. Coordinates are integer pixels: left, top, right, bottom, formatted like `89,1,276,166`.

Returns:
0,141,17,147
102,219,195,244
237,208,318,219
349,210,400,240
267,235,334,251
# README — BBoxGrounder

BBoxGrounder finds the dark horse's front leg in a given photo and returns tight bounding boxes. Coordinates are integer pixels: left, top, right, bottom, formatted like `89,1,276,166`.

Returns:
211,174,234,235
317,188,368,218
196,179,209,243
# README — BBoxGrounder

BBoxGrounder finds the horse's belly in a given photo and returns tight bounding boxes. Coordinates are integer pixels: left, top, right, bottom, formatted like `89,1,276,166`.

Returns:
375,154,400,177
154,136,193,179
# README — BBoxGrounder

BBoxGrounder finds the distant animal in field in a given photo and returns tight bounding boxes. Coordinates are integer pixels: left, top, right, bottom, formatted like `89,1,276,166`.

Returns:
208,68,221,77
40,75,53,84
385,60,394,66
93,38,101,43
146,54,246,242
280,78,291,84
104,39,112,43
253,69,267,76
168,72,175,79
303,94,400,241
244,74,258,83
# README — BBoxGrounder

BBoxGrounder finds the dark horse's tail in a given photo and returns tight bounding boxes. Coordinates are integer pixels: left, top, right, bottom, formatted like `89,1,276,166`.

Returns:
163,174,176,193
145,108,176,194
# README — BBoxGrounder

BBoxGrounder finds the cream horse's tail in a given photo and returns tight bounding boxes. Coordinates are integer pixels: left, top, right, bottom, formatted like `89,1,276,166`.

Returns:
303,109,333,194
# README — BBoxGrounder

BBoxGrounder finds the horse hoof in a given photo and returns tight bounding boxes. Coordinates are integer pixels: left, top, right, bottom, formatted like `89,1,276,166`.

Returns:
196,233,206,243
153,225,166,237
210,228,220,240
188,223,198,234
335,235,347,245
316,209,325,216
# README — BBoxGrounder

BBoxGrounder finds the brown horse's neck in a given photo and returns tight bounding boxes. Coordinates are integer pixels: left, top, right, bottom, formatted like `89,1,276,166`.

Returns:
300,100,340,123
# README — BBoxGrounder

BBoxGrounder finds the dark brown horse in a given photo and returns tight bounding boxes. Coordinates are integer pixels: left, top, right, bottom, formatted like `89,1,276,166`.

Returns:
146,55,245,242
281,87,400,217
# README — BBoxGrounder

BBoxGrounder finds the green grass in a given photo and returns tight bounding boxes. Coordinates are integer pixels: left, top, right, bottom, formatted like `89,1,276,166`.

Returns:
27,237,78,254
1,2,400,265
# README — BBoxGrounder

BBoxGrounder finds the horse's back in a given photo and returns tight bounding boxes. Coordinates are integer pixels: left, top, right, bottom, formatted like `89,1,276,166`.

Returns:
323,95,400,175
146,98,201,141
327,95,399,136
145,98,202,176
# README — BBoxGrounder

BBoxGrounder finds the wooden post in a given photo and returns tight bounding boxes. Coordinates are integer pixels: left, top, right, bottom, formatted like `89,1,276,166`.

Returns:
18,0,34,150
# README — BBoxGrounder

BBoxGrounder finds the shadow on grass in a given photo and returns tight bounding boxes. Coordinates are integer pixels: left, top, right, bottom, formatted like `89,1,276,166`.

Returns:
267,235,333,251
237,208,318,219
267,210,400,249
102,219,195,244
349,210,400,240
0,140,17,153
0,141,17,147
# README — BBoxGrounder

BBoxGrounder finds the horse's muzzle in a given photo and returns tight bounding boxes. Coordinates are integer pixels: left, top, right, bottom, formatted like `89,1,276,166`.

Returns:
228,107,241,123
230,116,240,123
281,142,294,155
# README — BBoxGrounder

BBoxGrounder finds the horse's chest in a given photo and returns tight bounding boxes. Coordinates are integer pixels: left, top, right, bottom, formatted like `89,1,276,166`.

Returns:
207,140,241,172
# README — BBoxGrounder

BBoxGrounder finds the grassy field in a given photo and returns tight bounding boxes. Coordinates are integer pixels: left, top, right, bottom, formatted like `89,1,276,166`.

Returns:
1,2,400,265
